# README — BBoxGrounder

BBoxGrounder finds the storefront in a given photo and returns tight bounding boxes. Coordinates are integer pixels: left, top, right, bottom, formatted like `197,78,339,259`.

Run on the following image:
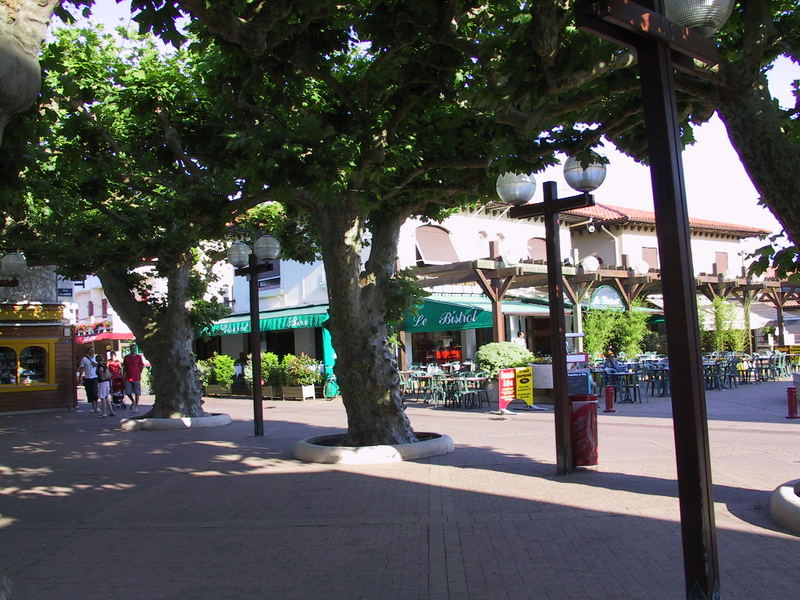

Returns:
205,304,334,370
401,295,553,365
0,303,75,412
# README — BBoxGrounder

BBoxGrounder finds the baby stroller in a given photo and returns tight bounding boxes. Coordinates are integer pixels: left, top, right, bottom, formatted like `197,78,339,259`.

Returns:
110,378,126,410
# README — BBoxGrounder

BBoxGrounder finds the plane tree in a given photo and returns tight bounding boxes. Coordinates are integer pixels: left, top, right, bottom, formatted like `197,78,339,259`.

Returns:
5,27,256,417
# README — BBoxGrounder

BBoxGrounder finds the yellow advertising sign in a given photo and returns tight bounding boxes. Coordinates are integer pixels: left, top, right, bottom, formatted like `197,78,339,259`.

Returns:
515,366,534,406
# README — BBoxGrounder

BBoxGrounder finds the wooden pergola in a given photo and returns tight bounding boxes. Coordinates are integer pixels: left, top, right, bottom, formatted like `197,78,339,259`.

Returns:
414,257,797,347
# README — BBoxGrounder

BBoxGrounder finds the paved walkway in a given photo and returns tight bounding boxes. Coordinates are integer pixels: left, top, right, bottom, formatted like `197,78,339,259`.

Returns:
1,379,798,599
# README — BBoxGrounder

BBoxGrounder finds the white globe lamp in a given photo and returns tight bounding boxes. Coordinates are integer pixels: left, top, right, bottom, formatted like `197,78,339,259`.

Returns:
563,156,607,193
581,255,600,273
495,172,536,206
0,253,27,278
253,235,281,261
665,0,735,37
226,241,251,268
633,260,650,276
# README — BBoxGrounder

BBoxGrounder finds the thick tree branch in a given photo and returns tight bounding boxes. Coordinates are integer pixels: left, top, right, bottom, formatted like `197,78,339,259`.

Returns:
154,96,203,180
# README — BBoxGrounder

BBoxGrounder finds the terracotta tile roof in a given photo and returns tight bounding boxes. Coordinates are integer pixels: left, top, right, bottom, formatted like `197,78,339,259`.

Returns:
566,203,770,237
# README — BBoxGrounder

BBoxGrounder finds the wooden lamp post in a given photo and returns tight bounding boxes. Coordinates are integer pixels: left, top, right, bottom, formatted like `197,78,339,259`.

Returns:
575,1,735,597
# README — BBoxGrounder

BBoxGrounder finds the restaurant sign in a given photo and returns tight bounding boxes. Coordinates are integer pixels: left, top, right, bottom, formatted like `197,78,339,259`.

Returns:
403,299,493,332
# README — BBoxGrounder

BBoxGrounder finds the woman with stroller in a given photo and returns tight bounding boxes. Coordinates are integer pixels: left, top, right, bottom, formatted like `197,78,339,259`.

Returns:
107,351,125,410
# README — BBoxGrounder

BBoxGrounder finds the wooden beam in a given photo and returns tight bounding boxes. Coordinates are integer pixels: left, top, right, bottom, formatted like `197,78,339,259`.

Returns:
575,0,720,65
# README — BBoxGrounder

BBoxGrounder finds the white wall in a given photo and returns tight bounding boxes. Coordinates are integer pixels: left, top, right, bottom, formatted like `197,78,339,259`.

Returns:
398,210,571,267
572,226,750,275
229,259,328,316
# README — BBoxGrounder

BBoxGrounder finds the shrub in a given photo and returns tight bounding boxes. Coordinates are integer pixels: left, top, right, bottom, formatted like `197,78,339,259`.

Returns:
281,353,323,386
261,352,282,386
475,342,535,378
140,365,152,393
583,309,619,359
196,358,213,387
197,353,235,392
616,300,651,358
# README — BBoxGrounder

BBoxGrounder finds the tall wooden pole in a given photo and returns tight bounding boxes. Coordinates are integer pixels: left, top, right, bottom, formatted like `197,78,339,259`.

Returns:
247,253,264,437
542,183,573,474
637,29,720,600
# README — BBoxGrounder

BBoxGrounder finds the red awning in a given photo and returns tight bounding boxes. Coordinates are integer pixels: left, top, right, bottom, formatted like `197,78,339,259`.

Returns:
75,332,135,344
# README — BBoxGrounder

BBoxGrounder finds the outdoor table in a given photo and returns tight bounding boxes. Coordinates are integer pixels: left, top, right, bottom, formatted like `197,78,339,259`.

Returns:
446,376,488,409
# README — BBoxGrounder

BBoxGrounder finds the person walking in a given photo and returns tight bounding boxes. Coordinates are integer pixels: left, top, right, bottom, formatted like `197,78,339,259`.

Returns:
122,348,145,412
95,355,114,417
78,348,99,413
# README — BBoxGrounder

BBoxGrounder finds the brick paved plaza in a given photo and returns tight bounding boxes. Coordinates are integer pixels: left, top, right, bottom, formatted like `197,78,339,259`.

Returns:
1,381,798,599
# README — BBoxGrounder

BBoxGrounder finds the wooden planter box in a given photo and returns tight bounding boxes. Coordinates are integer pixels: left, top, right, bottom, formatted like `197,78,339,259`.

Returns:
281,384,316,401
204,384,228,396
262,385,280,399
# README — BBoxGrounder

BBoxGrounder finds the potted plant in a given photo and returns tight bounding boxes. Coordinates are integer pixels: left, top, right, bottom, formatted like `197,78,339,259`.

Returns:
475,342,537,404
197,353,235,395
260,352,281,399
280,353,322,401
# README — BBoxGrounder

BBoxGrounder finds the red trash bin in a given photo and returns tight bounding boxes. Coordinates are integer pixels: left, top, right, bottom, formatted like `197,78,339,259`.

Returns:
569,394,598,466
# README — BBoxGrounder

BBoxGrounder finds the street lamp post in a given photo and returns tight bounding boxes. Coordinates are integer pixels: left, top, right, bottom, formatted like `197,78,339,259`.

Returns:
575,1,734,597
226,235,281,437
497,157,607,475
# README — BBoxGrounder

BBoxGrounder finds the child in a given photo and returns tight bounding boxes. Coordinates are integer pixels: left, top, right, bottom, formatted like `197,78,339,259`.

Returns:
95,355,115,417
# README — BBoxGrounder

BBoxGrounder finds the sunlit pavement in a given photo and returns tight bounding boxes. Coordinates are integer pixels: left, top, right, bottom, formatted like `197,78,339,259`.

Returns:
1,380,798,599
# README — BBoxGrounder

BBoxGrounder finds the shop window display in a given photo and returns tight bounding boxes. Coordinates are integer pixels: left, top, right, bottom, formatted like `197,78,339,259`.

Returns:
0,347,18,384
412,332,462,365
20,346,46,383
0,340,55,389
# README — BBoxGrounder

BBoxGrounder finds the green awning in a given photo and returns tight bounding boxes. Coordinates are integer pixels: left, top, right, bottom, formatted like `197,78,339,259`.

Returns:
208,305,329,335
402,295,550,332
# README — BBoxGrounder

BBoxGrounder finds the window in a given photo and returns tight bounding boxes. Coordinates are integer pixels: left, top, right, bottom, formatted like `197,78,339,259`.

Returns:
87,301,94,318
0,339,57,391
527,238,547,262
0,347,17,384
19,346,47,383
101,298,108,317
642,247,659,270
257,260,281,289
415,225,459,265
714,252,728,275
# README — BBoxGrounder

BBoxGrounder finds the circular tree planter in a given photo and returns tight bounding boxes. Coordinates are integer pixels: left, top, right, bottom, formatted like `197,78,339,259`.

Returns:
770,479,800,535
119,413,232,431
294,432,454,464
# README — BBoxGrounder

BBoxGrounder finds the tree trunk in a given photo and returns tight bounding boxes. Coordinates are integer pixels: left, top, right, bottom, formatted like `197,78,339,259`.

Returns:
0,0,60,145
716,67,800,244
312,198,416,446
98,258,207,418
